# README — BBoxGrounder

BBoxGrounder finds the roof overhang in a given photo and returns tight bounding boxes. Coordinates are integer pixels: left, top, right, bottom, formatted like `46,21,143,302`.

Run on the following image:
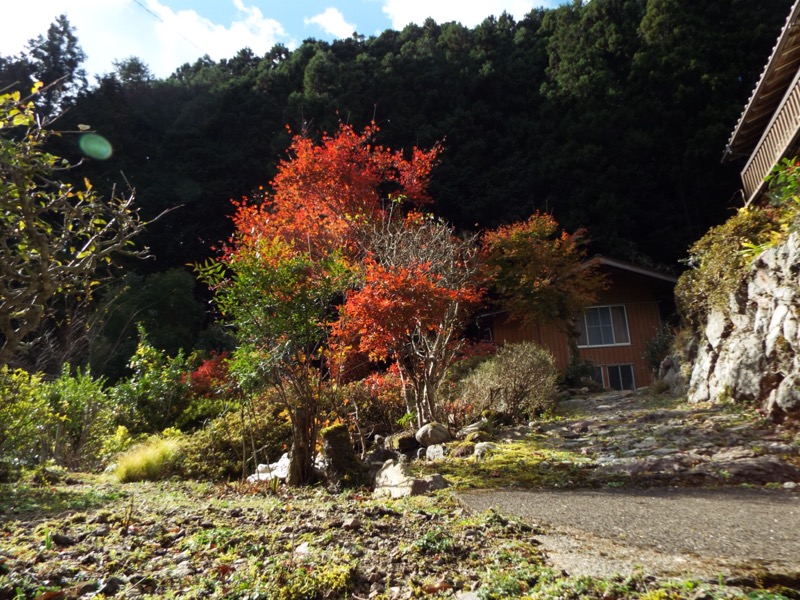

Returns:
585,256,678,285
725,0,800,160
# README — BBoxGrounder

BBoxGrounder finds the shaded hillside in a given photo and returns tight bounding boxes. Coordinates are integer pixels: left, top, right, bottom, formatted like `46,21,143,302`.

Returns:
1,0,788,272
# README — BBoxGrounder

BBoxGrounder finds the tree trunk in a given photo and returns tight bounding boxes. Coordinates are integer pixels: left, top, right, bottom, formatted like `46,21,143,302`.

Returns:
287,407,314,486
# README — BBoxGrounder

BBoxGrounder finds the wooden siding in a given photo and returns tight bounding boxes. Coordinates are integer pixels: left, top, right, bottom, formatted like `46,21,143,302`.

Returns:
488,269,668,389
741,70,800,204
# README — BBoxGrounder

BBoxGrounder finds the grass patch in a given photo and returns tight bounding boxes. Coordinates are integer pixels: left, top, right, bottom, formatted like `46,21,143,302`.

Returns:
0,482,125,518
114,436,183,482
412,437,595,489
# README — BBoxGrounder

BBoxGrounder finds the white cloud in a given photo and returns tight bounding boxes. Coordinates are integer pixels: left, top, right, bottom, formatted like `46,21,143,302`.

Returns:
304,8,356,39
0,0,294,80
381,0,542,29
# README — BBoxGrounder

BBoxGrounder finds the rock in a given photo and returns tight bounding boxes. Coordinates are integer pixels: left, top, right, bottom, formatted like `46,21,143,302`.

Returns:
373,460,449,498
710,447,755,461
450,441,476,458
342,517,362,530
99,576,125,595
464,430,493,443
364,447,398,464
415,422,451,447
319,423,369,488
247,453,290,482
426,444,447,461
474,442,498,459
385,431,420,452
691,456,800,483
687,232,800,420
456,419,489,440
51,533,77,547
295,541,311,556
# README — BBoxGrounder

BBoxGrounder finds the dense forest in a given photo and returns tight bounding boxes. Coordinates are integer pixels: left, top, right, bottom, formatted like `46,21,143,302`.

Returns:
0,0,792,378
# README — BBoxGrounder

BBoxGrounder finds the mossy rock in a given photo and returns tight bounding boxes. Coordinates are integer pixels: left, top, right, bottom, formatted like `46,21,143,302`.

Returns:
464,430,493,443
386,431,420,452
481,410,514,427
450,441,476,458
321,423,369,489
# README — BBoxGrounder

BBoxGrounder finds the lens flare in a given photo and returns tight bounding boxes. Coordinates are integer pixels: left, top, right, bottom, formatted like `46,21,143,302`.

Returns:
79,133,113,160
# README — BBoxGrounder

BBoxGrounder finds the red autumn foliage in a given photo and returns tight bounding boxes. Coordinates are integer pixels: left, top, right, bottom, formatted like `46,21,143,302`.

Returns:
228,124,441,262
189,351,231,398
333,259,481,364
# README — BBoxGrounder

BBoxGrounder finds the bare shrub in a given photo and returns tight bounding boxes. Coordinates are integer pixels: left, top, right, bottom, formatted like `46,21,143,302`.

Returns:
458,342,557,422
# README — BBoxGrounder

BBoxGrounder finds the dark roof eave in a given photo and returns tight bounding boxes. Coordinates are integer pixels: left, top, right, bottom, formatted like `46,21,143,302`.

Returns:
726,0,800,160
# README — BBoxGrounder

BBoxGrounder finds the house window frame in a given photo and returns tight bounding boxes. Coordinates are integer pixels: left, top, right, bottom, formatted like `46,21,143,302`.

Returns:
577,304,631,348
605,364,636,391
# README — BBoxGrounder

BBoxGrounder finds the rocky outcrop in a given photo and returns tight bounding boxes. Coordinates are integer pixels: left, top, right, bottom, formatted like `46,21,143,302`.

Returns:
687,232,800,420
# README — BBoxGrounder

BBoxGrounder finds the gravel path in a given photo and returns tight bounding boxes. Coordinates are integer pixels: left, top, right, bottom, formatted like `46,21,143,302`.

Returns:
458,487,800,580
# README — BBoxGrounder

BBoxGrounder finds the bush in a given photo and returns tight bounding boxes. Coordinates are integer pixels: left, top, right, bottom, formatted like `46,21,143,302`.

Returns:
178,392,292,481
560,355,599,388
642,325,675,376
0,367,52,465
43,366,117,469
110,326,192,434
675,206,776,329
458,343,558,422
114,435,183,482
339,372,407,438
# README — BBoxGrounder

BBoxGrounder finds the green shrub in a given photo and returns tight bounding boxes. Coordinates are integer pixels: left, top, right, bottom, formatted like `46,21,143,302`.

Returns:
114,435,183,482
675,206,775,329
0,367,52,465
178,392,292,481
642,325,675,376
458,342,558,422
561,355,599,388
110,326,192,434
43,366,116,469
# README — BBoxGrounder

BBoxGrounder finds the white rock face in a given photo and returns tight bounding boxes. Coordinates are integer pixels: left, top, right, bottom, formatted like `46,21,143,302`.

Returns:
373,459,449,498
687,232,800,419
247,453,291,482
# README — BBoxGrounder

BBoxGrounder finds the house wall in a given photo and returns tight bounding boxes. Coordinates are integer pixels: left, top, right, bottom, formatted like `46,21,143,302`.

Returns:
489,270,668,389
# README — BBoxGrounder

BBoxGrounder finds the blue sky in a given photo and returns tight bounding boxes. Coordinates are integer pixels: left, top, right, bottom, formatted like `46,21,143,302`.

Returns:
1,1,562,79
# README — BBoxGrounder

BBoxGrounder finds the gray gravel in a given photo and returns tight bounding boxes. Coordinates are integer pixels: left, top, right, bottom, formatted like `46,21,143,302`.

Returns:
458,487,800,579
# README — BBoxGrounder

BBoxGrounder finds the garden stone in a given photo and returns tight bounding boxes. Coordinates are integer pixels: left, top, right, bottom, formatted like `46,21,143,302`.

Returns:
474,442,497,459
426,444,446,461
456,419,489,439
373,459,449,498
385,431,420,452
415,422,451,447
247,453,290,482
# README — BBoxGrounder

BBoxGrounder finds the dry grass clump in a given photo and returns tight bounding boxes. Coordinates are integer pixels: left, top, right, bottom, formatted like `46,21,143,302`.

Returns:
114,436,183,482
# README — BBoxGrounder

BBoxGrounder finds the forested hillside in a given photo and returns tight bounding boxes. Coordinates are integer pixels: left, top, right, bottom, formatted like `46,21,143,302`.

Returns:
0,0,791,375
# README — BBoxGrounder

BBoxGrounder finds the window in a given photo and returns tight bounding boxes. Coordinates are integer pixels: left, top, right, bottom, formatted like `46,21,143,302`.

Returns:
606,364,635,390
577,305,630,347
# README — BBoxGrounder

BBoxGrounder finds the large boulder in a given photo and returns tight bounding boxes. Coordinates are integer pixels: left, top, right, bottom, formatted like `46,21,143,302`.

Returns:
415,422,451,447
373,459,449,498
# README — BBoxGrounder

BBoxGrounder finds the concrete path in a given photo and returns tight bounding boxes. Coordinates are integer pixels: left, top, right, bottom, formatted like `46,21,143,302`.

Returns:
458,487,800,580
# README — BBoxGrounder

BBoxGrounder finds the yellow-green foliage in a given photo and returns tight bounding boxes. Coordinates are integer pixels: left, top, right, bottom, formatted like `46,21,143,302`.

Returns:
0,367,51,466
675,206,775,328
114,436,183,482
677,158,800,330
178,393,292,481
262,554,355,600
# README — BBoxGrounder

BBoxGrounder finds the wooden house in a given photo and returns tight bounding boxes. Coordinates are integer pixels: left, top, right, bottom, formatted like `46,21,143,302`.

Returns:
724,0,800,203
483,257,677,390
